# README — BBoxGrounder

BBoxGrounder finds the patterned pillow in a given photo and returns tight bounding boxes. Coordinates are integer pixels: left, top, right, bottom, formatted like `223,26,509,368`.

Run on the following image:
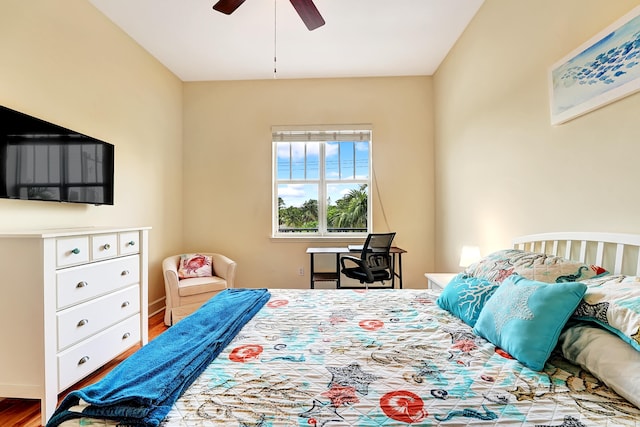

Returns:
464,249,607,284
572,275,640,352
178,254,213,279
436,273,499,327
473,274,587,371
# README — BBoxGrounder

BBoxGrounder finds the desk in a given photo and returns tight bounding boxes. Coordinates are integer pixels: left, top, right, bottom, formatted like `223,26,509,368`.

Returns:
306,246,406,289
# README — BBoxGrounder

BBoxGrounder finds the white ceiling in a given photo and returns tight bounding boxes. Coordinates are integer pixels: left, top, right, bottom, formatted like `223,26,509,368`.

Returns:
89,0,484,82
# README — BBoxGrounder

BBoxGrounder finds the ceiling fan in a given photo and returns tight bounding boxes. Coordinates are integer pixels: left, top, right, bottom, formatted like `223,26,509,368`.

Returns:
212,0,326,31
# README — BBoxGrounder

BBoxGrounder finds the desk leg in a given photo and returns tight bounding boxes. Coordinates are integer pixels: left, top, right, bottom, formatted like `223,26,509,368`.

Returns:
336,253,341,289
309,253,315,289
398,253,403,289
390,253,403,289
391,253,396,289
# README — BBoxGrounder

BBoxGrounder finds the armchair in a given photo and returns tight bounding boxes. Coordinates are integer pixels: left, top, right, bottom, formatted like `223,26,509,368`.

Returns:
162,252,237,326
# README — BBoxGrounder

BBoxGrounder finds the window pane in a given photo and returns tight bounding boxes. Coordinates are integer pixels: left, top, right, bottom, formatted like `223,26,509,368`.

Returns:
325,142,339,179
276,142,291,180
339,142,355,179
327,183,368,233
290,142,306,180
277,184,318,233
326,141,369,180
355,142,369,179
305,142,320,180
276,142,319,181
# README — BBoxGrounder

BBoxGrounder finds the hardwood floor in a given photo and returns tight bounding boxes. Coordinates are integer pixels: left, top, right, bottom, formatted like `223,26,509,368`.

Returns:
0,311,168,427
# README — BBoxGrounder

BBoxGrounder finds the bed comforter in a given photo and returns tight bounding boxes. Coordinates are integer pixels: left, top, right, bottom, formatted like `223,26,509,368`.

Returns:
61,289,640,426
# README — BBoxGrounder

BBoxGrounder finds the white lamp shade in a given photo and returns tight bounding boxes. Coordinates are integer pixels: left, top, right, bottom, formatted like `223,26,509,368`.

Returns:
459,245,481,268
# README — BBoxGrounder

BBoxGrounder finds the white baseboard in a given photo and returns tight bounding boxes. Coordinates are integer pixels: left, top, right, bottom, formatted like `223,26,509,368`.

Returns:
148,296,166,317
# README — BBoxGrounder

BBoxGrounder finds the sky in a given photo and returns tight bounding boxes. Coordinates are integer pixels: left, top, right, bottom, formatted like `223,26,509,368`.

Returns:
276,141,369,207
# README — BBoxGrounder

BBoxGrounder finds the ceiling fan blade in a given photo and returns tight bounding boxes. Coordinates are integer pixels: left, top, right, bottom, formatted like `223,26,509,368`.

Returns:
290,0,325,31
212,0,247,15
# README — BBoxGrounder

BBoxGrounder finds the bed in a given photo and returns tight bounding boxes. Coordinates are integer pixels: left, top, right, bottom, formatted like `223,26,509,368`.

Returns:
50,232,640,426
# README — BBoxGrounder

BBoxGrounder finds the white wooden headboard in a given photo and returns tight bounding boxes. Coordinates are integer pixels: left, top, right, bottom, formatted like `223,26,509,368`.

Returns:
512,232,640,276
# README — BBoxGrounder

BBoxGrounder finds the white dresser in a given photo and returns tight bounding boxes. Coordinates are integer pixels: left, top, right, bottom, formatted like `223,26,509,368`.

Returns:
0,226,149,425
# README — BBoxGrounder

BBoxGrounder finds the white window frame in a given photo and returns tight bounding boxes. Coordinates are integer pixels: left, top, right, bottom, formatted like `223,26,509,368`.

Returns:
272,125,373,238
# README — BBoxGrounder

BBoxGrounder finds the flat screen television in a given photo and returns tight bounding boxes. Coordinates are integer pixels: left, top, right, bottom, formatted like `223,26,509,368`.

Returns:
0,105,114,205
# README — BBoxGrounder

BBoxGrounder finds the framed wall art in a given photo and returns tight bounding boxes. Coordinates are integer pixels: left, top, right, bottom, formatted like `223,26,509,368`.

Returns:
549,6,640,125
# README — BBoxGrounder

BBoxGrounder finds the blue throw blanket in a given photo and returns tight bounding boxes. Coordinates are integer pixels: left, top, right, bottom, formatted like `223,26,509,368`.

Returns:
47,288,271,427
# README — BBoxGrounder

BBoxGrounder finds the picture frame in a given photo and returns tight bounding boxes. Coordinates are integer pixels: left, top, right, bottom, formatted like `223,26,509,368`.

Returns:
548,6,640,125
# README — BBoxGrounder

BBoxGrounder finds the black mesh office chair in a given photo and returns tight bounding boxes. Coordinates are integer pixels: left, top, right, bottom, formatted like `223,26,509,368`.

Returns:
340,232,396,286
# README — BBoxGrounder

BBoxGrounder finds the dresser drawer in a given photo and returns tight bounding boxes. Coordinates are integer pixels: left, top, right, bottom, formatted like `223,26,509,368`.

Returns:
56,236,90,267
91,233,118,260
119,231,140,256
57,285,140,351
57,314,141,391
57,255,140,309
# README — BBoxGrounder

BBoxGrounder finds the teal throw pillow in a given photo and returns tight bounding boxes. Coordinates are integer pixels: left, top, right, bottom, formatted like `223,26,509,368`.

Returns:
473,274,587,371
436,273,499,327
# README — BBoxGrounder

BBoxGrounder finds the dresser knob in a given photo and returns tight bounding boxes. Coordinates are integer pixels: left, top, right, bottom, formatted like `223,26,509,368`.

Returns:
71,248,81,255
121,301,130,308
122,332,131,340
103,243,111,250
77,319,89,327
121,270,130,276
76,281,88,288
78,356,90,365
128,241,136,246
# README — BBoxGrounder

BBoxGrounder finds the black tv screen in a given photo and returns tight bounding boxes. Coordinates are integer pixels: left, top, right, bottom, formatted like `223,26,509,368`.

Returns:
0,105,114,205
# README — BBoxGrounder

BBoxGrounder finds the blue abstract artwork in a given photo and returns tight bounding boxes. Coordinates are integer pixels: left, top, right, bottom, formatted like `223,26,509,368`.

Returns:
549,6,640,124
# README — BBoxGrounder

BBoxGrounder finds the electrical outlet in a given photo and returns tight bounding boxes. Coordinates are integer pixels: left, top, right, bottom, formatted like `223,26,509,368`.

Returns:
298,266,304,276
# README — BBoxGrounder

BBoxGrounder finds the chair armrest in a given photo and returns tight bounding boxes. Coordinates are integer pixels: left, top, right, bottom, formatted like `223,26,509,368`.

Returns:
211,253,237,288
162,255,182,301
340,255,377,282
162,256,180,285
340,255,365,270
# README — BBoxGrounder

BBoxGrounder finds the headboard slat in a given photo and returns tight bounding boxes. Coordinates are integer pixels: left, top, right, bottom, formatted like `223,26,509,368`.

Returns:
614,243,624,275
595,241,604,267
512,232,640,276
578,240,587,263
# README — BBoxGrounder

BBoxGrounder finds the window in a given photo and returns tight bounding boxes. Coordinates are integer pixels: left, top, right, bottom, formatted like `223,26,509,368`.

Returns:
273,126,372,237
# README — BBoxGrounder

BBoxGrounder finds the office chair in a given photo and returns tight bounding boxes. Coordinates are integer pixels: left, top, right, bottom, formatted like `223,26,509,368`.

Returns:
340,232,396,287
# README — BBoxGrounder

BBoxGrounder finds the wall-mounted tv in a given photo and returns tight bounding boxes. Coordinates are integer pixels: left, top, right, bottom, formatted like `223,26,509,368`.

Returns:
0,105,114,205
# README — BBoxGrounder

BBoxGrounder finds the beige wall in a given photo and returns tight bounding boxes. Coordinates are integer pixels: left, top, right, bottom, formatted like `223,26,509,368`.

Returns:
434,0,640,271
0,0,184,312
12,0,629,303
0,1,435,312
183,77,435,288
